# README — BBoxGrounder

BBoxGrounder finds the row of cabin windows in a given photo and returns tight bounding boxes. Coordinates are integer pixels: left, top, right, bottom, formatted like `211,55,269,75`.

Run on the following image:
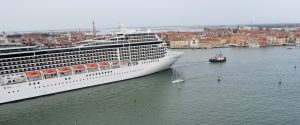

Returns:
7,90,20,94
2,57,115,75
1,51,164,72
5,67,143,87
86,71,113,77
0,45,160,62
142,60,160,64
0,48,121,63
0,57,115,71
0,45,163,63
0,53,119,66
30,70,140,90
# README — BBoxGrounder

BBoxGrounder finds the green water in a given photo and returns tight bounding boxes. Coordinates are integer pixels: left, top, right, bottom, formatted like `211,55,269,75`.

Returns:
1,47,300,125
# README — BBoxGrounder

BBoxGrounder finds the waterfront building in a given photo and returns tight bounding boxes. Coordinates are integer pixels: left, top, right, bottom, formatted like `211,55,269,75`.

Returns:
276,37,287,45
266,36,277,45
258,36,268,47
170,39,190,48
189,38,200,48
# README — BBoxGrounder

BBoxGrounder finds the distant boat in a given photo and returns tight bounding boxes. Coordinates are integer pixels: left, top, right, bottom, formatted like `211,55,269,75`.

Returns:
209,52,226,63
172,79,184,84
287,47,293,50
248,43,260,48
171,67,184,83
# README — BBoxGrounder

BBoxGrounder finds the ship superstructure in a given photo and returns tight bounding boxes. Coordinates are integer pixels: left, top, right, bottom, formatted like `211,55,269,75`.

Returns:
0,28,183,104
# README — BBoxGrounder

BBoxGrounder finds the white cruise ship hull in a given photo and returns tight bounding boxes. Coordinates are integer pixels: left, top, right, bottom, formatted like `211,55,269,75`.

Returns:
0,51,183,104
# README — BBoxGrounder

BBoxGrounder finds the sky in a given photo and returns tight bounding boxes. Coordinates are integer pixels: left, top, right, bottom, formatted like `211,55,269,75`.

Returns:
1,0,300,32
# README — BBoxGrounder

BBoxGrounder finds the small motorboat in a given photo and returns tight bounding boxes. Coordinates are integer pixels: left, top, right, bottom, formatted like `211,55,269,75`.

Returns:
209,52,226,63
172,78,184,84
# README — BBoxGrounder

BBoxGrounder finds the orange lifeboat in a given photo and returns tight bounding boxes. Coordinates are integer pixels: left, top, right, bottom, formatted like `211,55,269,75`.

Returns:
86,63,98,68
43,69,57,74
72,65,85,70
57,67,71,72
99,61,109,68
25,71,41,77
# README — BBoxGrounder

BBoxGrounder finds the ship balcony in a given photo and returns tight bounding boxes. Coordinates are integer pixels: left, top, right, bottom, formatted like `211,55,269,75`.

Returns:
131,55,139,58
121,54,129,56
139,51,148,54
140,54,149,56
130,48,140,51
121,57,130,60
120,52,129,55
131,51,139,54
131,59,139,61
139,57,146,60
97,52,106,55
130,51,139,53
106,49,117,52
120,50,129,53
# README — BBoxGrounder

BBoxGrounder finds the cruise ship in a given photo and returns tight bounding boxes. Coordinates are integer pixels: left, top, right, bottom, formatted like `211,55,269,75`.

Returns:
0,28,183,104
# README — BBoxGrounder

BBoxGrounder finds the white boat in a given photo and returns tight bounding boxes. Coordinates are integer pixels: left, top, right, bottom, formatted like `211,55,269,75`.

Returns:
248,43,260,48
0,27,183,104
172,79,184,84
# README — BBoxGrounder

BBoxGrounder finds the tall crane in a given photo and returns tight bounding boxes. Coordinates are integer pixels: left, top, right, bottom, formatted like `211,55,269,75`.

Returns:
233,25,240,33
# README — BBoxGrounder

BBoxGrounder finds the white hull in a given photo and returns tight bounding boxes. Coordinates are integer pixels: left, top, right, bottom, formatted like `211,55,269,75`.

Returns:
0,52,183,104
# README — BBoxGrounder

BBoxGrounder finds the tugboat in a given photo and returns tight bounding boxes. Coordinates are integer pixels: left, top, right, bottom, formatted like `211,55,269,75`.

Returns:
209,52,226,63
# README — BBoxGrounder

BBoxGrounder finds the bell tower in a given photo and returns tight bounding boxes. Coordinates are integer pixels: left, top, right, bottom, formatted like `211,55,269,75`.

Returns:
92,20,97,37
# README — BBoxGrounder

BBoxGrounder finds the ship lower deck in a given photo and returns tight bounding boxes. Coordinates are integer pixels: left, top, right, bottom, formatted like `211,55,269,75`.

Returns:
0,52,183,104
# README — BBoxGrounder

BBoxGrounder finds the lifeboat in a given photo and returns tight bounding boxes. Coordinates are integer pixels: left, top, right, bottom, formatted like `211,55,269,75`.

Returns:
86,63,98,68
112,60,119,65
99,61,109,68
72,65,85,70
43,69,57,74
25,71,41,77
57,67,72,72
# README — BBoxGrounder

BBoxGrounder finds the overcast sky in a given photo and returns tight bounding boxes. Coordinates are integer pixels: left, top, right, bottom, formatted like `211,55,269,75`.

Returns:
1,0,300,31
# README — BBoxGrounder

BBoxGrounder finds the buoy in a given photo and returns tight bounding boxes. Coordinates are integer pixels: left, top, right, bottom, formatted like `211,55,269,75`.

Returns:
279,79,282,84
217,76,221,82
294,65,297,69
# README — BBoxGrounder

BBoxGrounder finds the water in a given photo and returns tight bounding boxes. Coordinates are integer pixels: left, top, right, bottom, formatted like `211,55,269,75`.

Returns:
1,47,300,125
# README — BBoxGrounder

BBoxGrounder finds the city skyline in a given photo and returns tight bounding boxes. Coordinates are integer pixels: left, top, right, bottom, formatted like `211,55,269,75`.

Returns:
1,0,300,32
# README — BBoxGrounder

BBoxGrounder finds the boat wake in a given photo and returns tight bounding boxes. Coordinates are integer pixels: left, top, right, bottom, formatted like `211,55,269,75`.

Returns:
174,61,208,68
